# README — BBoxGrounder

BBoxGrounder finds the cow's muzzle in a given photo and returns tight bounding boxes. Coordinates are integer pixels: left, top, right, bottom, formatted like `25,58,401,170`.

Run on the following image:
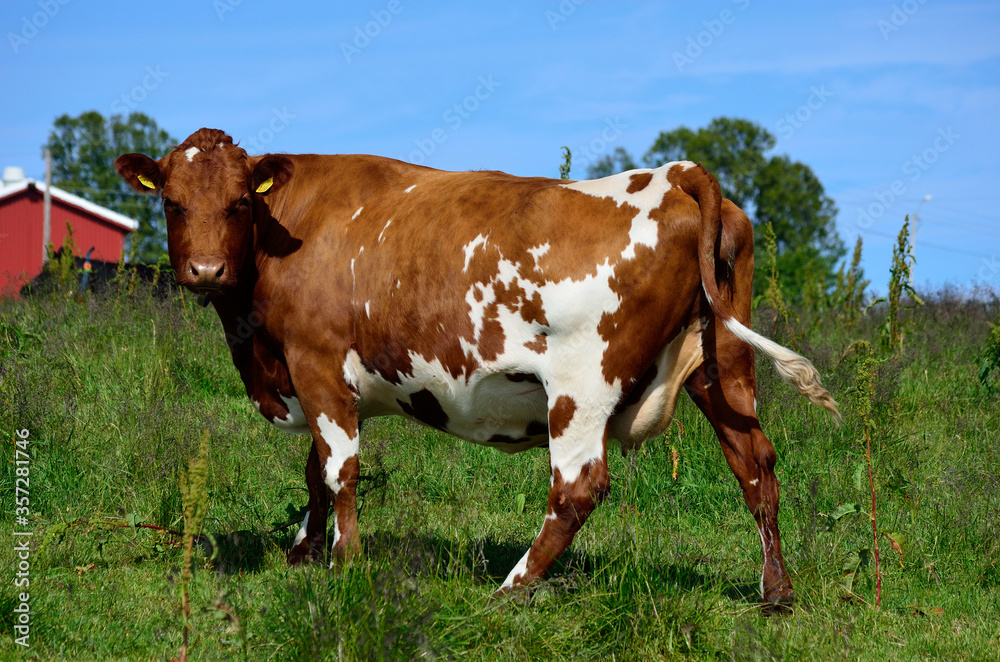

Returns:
184,257,228,292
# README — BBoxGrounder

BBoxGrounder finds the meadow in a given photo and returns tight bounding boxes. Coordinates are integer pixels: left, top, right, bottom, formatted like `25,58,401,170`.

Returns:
1,265,999,660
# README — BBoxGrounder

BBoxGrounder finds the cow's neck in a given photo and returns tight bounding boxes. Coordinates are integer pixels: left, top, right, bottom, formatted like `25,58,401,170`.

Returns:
209,270,259,391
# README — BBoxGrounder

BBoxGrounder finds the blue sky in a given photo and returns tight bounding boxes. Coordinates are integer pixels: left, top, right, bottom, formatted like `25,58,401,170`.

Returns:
2,0,998,292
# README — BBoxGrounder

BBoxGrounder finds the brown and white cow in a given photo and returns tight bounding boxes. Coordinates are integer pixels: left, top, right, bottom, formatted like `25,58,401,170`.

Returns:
117,128,838,607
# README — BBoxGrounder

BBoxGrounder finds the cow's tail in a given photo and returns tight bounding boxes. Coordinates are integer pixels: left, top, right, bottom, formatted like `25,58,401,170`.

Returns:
678,162,841,421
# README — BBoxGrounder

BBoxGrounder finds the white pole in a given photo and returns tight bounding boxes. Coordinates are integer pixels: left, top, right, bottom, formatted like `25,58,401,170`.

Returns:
43,148,52,264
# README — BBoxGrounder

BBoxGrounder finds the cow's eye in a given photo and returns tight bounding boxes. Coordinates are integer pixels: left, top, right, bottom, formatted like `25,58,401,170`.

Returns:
163,199,185,216
228,197,251,217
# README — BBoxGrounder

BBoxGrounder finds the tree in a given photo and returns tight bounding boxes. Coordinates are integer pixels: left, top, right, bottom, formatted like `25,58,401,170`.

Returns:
44,111,176,263
588,147,638,179
588,117,845,297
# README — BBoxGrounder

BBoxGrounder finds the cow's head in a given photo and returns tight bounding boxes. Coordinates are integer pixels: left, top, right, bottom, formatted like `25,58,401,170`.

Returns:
115,128,293,293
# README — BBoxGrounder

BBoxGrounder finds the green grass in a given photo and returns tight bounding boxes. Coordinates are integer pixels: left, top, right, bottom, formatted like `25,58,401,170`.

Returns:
1,282,999,660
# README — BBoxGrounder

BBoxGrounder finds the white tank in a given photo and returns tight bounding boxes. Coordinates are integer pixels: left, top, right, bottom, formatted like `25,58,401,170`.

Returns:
2,166,26,185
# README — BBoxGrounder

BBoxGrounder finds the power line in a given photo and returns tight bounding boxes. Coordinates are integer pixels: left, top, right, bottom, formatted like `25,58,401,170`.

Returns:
855,227,994,259
916,204,1000,224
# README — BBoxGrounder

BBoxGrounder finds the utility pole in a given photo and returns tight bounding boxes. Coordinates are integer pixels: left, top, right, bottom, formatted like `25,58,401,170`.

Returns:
42,148,52,264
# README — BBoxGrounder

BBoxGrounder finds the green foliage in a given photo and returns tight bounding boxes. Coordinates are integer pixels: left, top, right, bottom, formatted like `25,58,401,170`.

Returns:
588,117,846,297
852,341,878,426
762,221,793,338
558,146,572,180
833,236,870,329
178,431,211,661
44,110,177,263
979,312,1000,393
43,220,79,293
884,216,925,355
851,340,883,605
587,146,638,178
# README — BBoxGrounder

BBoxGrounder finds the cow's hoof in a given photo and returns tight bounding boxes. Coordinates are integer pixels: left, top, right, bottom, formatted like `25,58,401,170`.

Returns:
286,545,323,566
491,583,535,606
761,587,794,616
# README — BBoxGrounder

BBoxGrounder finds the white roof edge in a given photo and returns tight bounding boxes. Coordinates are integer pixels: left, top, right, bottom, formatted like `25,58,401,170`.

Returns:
0,179,139,232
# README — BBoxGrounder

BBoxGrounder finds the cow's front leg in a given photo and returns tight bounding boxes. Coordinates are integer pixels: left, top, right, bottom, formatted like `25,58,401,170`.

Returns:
314,410,362,566
290,378,362,566
497,395,611,594
287,443,331,565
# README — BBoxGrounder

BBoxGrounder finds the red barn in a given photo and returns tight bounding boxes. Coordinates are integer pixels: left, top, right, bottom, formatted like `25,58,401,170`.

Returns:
0,167,137,296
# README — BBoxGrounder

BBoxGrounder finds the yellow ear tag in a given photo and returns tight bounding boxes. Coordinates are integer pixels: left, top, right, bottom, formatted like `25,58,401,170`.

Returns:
137,174,156,189
255,177,273,194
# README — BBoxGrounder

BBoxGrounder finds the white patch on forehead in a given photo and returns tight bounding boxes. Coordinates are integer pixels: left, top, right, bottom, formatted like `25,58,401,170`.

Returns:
352,206,363,221
316,413,359,494
404,185,416,193
217,142,225,149
184,146,201,162
378,219,392,242
365,301,371,317
462,233,489,272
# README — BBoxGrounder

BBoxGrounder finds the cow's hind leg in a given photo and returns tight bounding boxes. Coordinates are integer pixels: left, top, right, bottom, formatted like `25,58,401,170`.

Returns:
287,443,331,565
684,320,794,608
497,394,611,595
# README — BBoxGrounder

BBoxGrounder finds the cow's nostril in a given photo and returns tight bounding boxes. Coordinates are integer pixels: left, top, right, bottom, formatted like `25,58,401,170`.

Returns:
186,259,226,287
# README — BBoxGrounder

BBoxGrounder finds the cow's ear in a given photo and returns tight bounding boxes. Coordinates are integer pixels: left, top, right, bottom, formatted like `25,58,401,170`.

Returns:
251,154,294,196
115,153,163,193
